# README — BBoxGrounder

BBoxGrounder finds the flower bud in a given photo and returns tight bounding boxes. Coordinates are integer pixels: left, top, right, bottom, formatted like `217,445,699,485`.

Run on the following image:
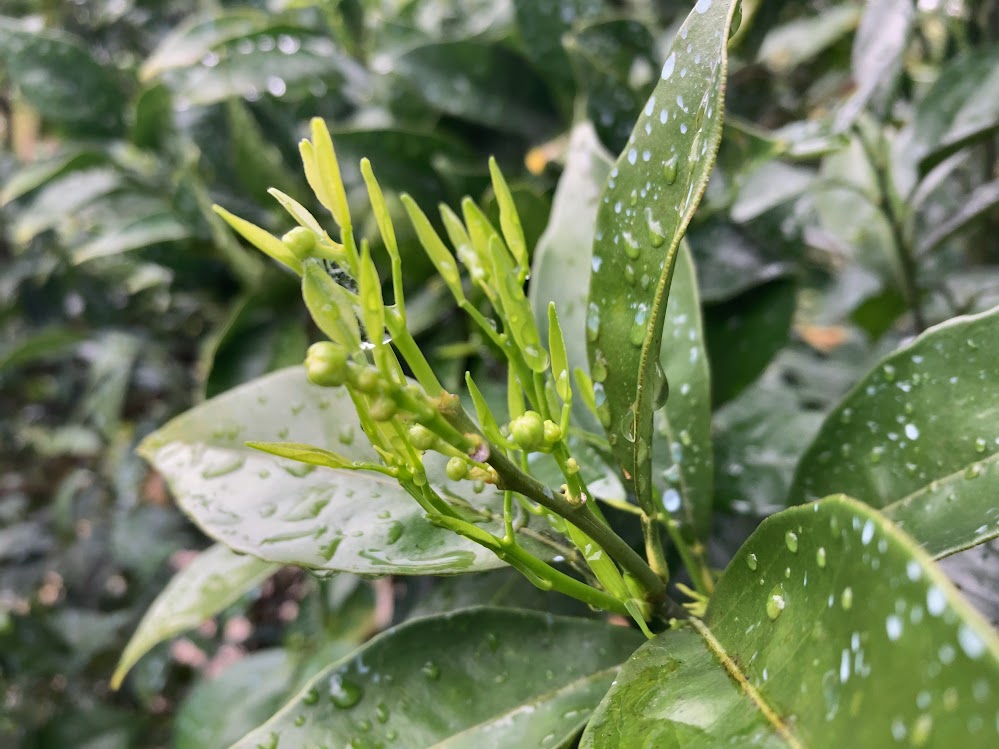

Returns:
282,226,317,259
408,424,437,451
369,394,397,421
446,456,469,481
543,419,562,445
351,367,381,394
305,342,348,387
510,411,545,451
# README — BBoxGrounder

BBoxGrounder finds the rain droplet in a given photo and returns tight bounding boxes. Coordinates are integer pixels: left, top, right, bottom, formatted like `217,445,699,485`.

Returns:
663,155,678,184
841,587,854,610
422,661,441,680
784,531,799,553
329,675,363,709
303,688,320,705
746,553,758,571
766,584,786,620
974,437,987,453
816,547,827,568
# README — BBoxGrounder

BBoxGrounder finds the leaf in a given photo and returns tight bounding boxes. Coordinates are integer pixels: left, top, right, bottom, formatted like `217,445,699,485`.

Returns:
790,307,999,556
530,122,613,427
566,18,658,152
705,278,796,406
685,220,790,303
71,212,190,265
13,168,123,244
111,544,278,689
835,0,915,131
651,243,713,538
913,45,999,174
229,607,644,749
0,17,124,134
130,82,173,151
0,147,107,205
756,5,860,75
582,495,999,748
916,178,999,256
392,40,561,137
729,161,815,224
587,0,739,510
139,367,559,575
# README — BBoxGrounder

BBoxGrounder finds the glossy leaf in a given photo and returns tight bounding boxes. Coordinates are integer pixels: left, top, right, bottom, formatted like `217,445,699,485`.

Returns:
790,307,999,556
140,9,269,80
111,544,278,689
685,221,791,303
587,0,738,510
393,40,560,137
835,0,915,130
71,212,190,265
913,46,999,174
582,495,999,747
705,278,796,406
139,367,558,575
530,122,613,423
756,5,860,75
0,17,124,134
651,243,713,538
0,147,106,205
917,178,999,256
230,607,644,749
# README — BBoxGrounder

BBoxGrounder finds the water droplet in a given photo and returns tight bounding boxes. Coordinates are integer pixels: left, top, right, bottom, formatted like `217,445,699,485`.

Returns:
784,531,799,553
329,675,363,708
905,423,920,440
375,702,390,723
646,208,667,248
622,231,641,259
766,584,786,620
385,521,403,545
591,350,608,383
662,488,681,513
882,364,896,382
746,553,758,571
663,155,678,184
650,362,669,410
974,437,987,453
303,688,320,705
661,51,676,80
586,303,601,342
816,547,827,568
256,731,279,749
422,661,441,680
294,714,306,726
841,587,854,610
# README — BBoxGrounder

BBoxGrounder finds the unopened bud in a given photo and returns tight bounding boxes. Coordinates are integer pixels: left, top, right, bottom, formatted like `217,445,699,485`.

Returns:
446,456,469,481
510,411,545,451
369,394,397,421
543,419,562,445
305,342,348,387
282,226,317,259
408,424,437,451
351,367,381,394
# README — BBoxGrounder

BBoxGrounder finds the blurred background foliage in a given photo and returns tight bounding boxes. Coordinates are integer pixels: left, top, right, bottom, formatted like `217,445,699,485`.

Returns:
1,0,998,746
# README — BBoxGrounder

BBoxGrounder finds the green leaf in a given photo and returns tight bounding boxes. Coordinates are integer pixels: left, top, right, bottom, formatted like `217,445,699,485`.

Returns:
582,495,999,748
913,45,999,175
916,178,999,256
0,17,124,134
705,278,796,407
13,168,123,244
0,146,107,205
835,0,915,130
140,9,269,80
111,544,278,689
587,0,738,510
71,212,190,265
530,122,613,427
229,608,644,749
790,307,999,557
139,367,558,575
393,40,561,137
130,82,173,151
225,99,300,204
685,220,790,303
651,243,713,538
756,5,860,75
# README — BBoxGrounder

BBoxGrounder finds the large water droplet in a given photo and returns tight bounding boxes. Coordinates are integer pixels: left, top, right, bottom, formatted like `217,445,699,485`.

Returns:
663,155,678,185
586,303,601,342
746,553,758,571
329,675,363,709
422,661,441,680
974,437,987,453
649,362,669,410
841,587,854,610
646,208,667,248
816,547,827,568
784,531,799,553
766,584,786,620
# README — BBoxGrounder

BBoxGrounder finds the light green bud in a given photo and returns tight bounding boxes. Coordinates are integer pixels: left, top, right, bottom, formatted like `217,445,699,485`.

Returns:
446,456,469,481
510,411,545,451
282,226,317,259
368,394,397,422
543,419,562,445
408,424,437,451
305,342,348,387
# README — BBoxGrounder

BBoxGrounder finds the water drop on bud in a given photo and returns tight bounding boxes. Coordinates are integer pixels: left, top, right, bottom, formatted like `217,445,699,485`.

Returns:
305,342,349,387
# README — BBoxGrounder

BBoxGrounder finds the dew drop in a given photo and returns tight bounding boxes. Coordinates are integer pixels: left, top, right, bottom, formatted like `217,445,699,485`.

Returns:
329,675,363,709
766,584,786,620
841,586,854,610
816,547,827,568
303,688,320,705
746,552,758,571
422,661,441,680
784,531,799,553
663,155,678,184
974,437,987,453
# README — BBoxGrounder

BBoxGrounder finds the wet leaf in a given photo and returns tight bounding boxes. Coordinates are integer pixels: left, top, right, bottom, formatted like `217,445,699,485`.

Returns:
0,147,107,206
790,306,999,556
393,40,560,137
139,367,559,575
756,5,860,75
916,178,999,256
71,212,190,265
111,544,278,689
582,495,999,748
230,607,643,749
587,0,739,511
685,220,791,304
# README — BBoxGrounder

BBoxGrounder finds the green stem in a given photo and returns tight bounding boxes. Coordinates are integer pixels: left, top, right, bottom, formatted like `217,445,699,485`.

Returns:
664,519,713,596
385,310,443,394
855,126,926,333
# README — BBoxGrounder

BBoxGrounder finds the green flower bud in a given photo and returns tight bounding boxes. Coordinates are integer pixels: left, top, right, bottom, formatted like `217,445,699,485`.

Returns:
369,394,397,422
543,419,562,445
351,367,381,394
305,342,348,387
446,456,469,481
565,457,580,475
282,226,317,259
510,411,545,451
408,424,437,451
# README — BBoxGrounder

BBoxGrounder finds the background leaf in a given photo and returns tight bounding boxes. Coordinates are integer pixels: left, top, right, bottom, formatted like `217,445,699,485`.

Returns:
582,495,999,747
230,607,644,749
790,307,999,556
587,0,738,507
139,367,562,575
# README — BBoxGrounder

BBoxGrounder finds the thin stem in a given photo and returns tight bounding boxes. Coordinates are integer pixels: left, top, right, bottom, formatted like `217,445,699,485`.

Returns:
665,519,714,596
855,125,926,333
